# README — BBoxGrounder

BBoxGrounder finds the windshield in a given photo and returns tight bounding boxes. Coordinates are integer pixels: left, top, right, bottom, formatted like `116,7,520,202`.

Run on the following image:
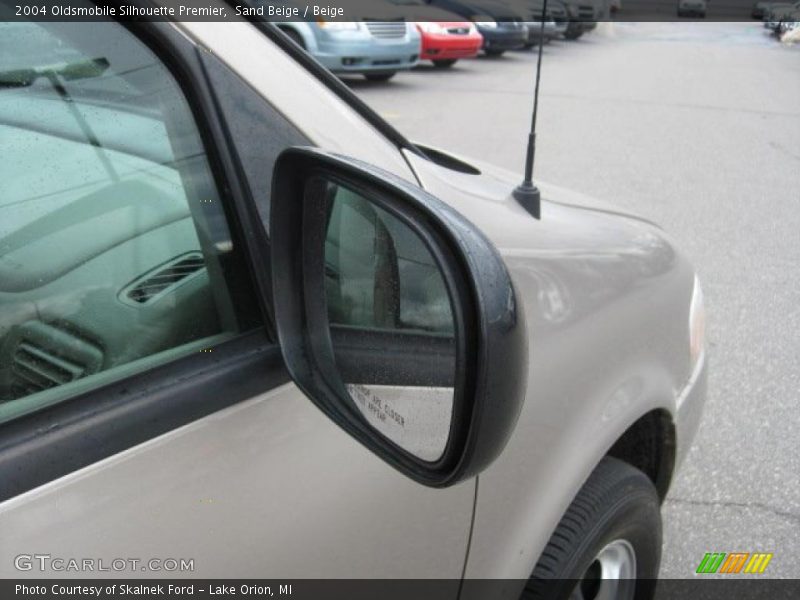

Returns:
0,23,85,70
0,21,191,239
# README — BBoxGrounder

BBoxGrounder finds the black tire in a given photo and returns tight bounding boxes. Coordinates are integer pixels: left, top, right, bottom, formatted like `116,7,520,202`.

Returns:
522,457,662,600
564,25,583,40
364,72,396,82
484,48,506,57
432,59,458,68
280,28,305,50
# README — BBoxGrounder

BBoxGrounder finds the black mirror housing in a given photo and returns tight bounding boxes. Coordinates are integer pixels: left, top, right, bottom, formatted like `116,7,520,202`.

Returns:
270,147,527,487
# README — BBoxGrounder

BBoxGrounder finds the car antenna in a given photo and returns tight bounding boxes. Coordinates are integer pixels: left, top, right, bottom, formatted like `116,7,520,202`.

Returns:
512,0,548,220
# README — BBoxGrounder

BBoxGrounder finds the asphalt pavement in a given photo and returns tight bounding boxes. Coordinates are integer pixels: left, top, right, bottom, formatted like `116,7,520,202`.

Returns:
350,22,800,578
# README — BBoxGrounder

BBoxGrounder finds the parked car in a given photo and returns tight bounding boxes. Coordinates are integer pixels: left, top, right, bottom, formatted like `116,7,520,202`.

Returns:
763,1,797,30
510,0,562,46
0,7,707,597
780,15,800,40
762,4,783,28
572,1,599,33
752,0,775,18
677,0,708,17
428,0,529,55
554,0,597,39
547,0,573,38
386,0,484,67
777,9,800,34
259,0,420,81
522,18,559,47
415,21,485,66
765,0,800,29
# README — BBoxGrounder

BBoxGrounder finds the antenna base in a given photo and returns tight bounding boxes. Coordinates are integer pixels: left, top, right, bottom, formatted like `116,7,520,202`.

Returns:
513,182,541,220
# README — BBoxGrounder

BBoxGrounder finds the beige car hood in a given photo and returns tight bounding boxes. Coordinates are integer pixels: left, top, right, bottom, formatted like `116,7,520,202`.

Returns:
408,145,660,229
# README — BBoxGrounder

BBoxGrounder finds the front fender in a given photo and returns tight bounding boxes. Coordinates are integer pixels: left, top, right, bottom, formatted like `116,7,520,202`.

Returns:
403,151,701,586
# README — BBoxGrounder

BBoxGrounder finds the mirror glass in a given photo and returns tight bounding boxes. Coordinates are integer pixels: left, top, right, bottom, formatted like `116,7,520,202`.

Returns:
322,180,457,462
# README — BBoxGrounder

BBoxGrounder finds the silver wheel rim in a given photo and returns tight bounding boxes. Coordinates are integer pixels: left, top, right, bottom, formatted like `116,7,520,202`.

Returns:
569,539,637,600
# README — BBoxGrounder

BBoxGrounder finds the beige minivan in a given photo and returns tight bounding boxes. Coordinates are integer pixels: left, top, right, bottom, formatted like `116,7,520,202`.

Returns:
0,2,706,598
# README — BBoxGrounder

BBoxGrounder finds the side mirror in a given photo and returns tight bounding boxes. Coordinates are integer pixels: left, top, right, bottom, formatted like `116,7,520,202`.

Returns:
270,147,527,487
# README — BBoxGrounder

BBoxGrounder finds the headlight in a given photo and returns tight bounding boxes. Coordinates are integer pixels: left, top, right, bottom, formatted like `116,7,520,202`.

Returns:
416,22,448,34
689,275,706,371
471,15,498,28
317,20,360,31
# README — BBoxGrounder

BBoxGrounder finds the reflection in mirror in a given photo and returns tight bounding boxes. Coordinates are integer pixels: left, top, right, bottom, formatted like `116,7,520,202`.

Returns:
322,181,457,462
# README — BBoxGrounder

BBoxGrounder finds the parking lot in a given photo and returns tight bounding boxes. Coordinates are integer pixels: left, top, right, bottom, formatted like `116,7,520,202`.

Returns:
350,21,800,577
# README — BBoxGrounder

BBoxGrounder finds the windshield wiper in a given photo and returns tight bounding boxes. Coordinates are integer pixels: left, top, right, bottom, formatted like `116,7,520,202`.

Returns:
0,57,120,182
0,57,110,88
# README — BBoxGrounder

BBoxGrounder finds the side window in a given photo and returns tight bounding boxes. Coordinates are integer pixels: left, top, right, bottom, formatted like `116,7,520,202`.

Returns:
0,19,254,422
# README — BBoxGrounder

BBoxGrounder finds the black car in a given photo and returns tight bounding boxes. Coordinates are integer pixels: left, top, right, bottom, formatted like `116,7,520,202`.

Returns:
544,0,596,40
751,1,771,18
428,0,529,55
512,0,560,47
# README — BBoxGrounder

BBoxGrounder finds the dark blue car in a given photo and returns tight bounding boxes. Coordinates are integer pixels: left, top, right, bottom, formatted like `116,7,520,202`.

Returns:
427,0,529,55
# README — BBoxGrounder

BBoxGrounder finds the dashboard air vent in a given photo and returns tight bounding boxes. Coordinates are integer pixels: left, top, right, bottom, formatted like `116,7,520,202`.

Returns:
125,253,206,305
12,342,86,393
3,321,104,398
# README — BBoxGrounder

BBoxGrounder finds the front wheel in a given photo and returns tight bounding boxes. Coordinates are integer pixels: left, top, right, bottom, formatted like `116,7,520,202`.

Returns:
484,48,506,57
564,25,583,40
364,71,396,82
432,59,458,68
522,457,662,600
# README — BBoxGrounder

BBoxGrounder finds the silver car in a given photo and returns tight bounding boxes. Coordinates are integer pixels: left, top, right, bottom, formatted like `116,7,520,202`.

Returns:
257,0,421,81
0,3,706,598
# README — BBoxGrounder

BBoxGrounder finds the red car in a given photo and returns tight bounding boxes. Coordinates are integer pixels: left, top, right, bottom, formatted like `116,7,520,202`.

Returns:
415,21,484,68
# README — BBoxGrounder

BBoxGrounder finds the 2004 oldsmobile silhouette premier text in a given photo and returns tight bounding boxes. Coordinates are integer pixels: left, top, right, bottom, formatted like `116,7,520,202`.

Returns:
0,2,706,598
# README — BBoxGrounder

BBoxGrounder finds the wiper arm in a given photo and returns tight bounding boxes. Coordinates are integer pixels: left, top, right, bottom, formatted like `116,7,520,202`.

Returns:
0,57,110,88
0,57,120,182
